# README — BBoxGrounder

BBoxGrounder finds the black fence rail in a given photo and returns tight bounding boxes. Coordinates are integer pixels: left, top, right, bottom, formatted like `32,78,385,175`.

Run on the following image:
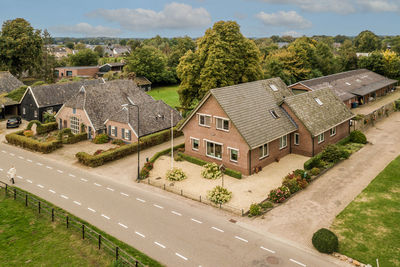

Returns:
0,181,146,267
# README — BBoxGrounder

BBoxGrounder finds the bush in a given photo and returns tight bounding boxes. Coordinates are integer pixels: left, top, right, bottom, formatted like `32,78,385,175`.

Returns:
249,203,262,217
166,168,187,181
293,169,311,182
23,130,33,137
311,167,320,176
224,168,242,179
201,163,222,179
268,186,291,203
304,155,323,170
260,201,273,209
58,128,87,144
26,120,58,135
207,186,232,204
93,134,109,144
282,177,301,194
320,145,343,163
112,139,125,146
6,131,62,153
349,130,367,144
312,228,339,254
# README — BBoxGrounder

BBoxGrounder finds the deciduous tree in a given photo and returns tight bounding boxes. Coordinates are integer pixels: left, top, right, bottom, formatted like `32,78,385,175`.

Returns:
68,48,99,66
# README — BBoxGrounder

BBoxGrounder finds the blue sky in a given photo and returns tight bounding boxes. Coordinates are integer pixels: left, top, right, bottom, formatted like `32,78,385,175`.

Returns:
1,0,400,38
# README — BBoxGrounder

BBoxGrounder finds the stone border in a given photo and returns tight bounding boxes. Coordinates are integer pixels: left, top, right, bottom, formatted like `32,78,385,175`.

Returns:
332,252,371,267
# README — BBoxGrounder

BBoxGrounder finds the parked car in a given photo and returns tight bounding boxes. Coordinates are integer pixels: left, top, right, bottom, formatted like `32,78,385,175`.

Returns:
6,117,21,128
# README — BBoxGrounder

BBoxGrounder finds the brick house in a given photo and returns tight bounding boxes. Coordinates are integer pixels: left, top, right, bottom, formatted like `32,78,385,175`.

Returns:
179,78,354,175
0,71,24,118
55,80,181,141
55,66,99,79
289,69,397,108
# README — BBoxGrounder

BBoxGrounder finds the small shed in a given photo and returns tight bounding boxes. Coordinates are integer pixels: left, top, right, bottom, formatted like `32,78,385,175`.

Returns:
133,76,152,91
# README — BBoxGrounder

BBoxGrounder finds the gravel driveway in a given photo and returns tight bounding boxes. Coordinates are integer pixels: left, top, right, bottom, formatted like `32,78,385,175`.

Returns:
246,111,400,249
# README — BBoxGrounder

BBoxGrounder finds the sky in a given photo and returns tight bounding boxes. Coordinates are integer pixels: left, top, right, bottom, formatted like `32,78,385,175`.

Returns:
1,0,400,38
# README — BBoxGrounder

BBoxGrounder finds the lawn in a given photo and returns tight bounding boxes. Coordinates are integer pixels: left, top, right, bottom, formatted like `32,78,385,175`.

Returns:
331,155,400,267
147,84,180,108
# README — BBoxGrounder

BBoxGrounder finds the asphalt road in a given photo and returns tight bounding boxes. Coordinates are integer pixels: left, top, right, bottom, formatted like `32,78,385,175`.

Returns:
0,143,342,267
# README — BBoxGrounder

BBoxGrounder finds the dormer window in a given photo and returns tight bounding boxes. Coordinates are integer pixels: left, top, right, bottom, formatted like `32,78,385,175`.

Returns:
270,84,278,91
314,97,323,105
270,109,279,119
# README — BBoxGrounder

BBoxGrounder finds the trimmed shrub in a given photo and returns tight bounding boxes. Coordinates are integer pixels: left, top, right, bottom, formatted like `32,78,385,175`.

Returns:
201,163,222,179
26,120,58,135
293,169,311,182
58,128,87,144
268,186,291,203
166,168,187,181
260,201,273,209
282,177,301,194
311,167,320,176
349,130,367,144
139,127,183,147
6,131,62,153
336,136,350,146
23,130,33,137
249,203,262,217
111,139,126,146
224,168,242,179
320,145,343,163
312,228,339,254
304,155,323,170
93,134,109,144
207,186,232,204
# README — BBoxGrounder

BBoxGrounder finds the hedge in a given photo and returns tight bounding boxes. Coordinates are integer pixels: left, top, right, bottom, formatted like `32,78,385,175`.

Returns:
177,152,242,179
26,120,58,135
5,131,62,153
75,128,183,167
57,128,87,144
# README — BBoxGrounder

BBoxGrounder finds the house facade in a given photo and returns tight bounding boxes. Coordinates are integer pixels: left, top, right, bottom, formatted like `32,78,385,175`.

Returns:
179,78,354,175
55,66,99,79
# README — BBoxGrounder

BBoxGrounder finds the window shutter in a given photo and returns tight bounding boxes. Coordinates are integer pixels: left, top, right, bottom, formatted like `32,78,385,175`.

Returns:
108,125,111,135
115,126,118,137
122,128,125,139
128,130,131,141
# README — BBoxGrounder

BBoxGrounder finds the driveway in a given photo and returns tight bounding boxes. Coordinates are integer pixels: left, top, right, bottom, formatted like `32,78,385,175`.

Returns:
0,119,28,142
246,111,400,251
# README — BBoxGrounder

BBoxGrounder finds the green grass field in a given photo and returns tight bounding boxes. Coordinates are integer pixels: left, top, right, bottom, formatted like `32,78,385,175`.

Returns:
331,155,400,267
147,85,180,108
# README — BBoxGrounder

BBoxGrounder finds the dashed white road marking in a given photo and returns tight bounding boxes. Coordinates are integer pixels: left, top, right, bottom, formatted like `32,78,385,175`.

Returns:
57,170,63,173
36,162,43,166
46,166,53,169
135,231,145,238
171,211,182,216
154,242,166,249
136,198,145,203
234,236,248,243
211,226,224,233
118,223,128,229
191,218,202,224
69,174,76,177
88,207,96,213
1,150,6,153
106,187,114,192
80,178,88,182
61,195,69,200
153,204,164,209
9,153,15,156
49,189,56,194
18,156,24,159
17,175,23,179
27,159,33,162
0,168,3,171
120,192,129,197
260,246,275,253
26,179,33,183
290,259,306,267
94,183,102,187
37,184,44,189
73,201,81,206
175,253,188,261
101,214,110,220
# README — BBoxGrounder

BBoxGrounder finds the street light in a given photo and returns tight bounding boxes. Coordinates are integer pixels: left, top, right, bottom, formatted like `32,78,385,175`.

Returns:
123,103,140,182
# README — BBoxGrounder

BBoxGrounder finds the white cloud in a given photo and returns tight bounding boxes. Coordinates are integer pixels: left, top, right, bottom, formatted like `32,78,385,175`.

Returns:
87,2,211,31
256,10,312,29
282,30,303,37
52,23,121,37
258,0,400,14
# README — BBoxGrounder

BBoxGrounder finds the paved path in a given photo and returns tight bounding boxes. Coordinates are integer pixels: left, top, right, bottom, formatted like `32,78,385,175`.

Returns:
0,143,344,267
247,112,400,251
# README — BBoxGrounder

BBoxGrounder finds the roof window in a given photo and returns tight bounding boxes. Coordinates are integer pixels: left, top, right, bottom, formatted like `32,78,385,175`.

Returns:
314,97,323,105
270,109,279,119
269,84,278,92
345,82,351,85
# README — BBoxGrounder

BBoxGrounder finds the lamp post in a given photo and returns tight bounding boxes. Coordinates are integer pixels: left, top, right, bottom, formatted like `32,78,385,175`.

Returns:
219,164,226,188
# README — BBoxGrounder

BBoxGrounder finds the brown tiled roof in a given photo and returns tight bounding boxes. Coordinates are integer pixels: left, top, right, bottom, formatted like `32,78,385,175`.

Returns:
133,76,152,86
0,71,24,94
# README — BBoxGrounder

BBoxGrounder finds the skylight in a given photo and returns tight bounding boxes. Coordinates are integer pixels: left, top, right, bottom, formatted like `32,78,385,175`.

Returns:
270,109,279,119
314,97,323,105
270,84,278,92
345,82,351,85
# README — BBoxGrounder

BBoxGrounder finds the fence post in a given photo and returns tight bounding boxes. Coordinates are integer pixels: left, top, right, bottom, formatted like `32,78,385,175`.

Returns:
66,216,69,228
52,208,54,222
98,234,101,250
13,189,16,200
115,247,119,261
82,225,85,239
38,201,41,214
219,203,222,209
135,261,138,267
25,194,28,206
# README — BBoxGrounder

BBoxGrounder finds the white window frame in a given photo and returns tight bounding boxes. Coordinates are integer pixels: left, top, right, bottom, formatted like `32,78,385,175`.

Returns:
215,116,229,132
70,116,80,134
294,133,300,145
124,129,130,140
330,127,337,136
270,84,278,91
228,147,239,162
111,126,117,137
318,133,325,143
279,135,288,150
198,113,211,127
22,107,26,115
190,137,199,151
204,139,223,160
259,143,269,159
34,110,38,118
314,97,323,105
270,109,279,119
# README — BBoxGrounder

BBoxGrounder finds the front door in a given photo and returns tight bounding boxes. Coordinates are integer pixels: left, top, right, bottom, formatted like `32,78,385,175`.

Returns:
88,126,92,140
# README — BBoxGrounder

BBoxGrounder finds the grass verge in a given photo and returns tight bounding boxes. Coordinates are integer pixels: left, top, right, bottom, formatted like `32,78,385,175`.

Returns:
331,155,400,267
147,85,179,108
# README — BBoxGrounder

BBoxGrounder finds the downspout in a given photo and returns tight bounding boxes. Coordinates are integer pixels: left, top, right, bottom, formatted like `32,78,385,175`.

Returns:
312,136,315,157
248,149,252,176
289,134,292,154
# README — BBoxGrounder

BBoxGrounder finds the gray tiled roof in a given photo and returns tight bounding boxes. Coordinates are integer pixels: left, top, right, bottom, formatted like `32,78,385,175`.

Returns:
55,66,99,70
209,78,297,149
0,71,24,94
30,79,101,107
134,76,152,86
284,88,354,137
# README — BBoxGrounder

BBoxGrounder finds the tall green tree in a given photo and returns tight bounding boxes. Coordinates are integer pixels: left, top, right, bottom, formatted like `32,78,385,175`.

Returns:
41,29,56,83
68,49,99,66
357,51,384,74
354,30,381,52
177,21,263,107
94,45,104,57
338,39,358,71
0,18,43,77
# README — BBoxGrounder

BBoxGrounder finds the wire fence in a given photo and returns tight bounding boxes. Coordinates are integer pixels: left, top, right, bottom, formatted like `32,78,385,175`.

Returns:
142,177,246,216
0,181,146,267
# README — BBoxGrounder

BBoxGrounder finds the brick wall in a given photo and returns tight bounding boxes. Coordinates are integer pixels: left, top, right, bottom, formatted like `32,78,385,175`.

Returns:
55,107,95,138
105,120,137,143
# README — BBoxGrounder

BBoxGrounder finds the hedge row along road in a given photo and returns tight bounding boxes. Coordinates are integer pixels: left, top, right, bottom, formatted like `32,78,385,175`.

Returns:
0,142,344,267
